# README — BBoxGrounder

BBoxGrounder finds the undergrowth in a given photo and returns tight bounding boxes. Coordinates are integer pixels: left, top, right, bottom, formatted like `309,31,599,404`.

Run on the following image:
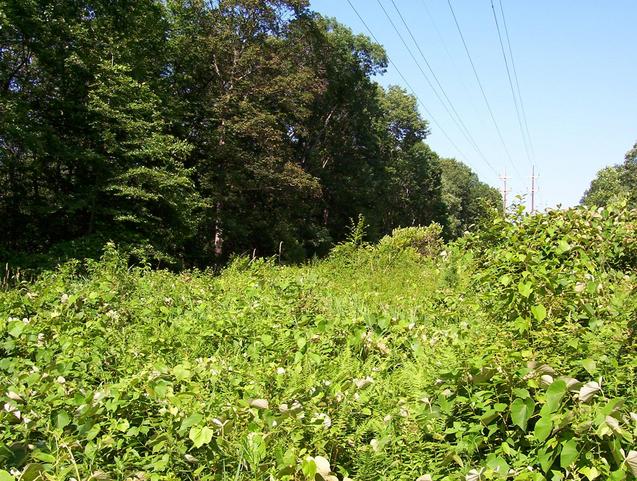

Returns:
1,205,636,481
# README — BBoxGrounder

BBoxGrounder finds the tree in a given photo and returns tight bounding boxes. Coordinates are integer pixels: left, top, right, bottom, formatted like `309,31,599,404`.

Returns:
166,0,325,261
1,0,501,267
0,0,196,264
621,142,637,204
375,86,444,231
581,141,636,208
293,17,389,247
580,166,627,207
85,62,201,264
439,158,502,238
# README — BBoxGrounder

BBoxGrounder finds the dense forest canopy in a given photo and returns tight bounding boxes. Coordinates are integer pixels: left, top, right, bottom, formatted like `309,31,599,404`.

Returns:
0,0,501,267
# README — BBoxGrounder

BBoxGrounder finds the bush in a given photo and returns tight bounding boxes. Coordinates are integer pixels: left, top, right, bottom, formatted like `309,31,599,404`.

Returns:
379,224,444,258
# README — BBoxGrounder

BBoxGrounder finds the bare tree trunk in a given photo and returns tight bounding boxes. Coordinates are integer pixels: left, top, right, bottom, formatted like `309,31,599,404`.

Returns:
214,201,223,256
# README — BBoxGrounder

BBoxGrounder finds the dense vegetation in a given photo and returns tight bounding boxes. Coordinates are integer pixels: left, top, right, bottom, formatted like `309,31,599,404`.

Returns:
581,142,637,208
1,205,636,480
0,0,500,268
3,1,637,480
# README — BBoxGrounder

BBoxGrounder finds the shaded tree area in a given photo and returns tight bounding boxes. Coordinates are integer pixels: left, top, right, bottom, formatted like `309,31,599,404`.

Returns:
439,158,502,238
1,0,500,268
581,141,637,208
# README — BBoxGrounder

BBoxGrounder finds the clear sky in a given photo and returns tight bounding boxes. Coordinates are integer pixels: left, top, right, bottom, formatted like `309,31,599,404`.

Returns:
308,0,637,209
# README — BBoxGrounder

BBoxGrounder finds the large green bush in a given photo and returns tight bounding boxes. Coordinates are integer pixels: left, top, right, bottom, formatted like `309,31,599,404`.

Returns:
378,224,444,258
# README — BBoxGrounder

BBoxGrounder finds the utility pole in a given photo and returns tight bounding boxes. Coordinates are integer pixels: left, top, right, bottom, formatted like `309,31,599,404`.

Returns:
500,169,511,213
530,165,538,213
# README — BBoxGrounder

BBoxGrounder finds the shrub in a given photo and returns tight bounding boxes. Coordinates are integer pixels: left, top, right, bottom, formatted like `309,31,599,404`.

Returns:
379,223,444,258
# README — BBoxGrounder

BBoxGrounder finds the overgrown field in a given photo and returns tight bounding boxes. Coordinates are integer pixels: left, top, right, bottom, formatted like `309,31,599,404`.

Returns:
1,206,637,481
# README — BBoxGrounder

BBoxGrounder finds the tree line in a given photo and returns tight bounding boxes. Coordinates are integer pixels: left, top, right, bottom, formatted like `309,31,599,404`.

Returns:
581,142,637,208
0,0,501,268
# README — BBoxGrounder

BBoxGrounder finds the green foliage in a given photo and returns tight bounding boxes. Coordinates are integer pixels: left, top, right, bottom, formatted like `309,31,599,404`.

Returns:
1,0,494,269
378,224,444,258
1,204,636,480
581,166,628,207
439,158,503,238
581,141,637,208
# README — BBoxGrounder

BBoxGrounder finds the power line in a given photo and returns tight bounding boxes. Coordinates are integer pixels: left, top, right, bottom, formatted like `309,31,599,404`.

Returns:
418,0,481,119
345,0,473,168
498,0,535,160
387,0,496,174
490,0,532,166
446,0,521,176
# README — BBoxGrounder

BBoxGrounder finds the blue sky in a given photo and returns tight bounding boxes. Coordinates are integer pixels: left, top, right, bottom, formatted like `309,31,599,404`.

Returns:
309,0,637,209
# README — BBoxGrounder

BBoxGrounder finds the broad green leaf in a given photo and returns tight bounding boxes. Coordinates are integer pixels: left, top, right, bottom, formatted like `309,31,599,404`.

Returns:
32,452,56,463
534,414,553,442
0,470,15,481
480,409,498,426
513,316,532,334
551,470,565,481
499,274,512,286
189,426,214,449
172,364,192,381
7,321,24,338
556,239,571,254
608,469,627,481
486,454,509,474
20,464,44,481
181,413,203,431
55,411,71,430
85,423,101,441
545,379,567,413
302,457,317,480
579,466,601,480
513,388,531,399
560,439,578,468
581,358,597,375
538,447,557,473
531,304,547,322
511,397,535,432
518,282,533,298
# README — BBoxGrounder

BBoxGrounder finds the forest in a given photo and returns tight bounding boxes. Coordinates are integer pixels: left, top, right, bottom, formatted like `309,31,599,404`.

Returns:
0,0,500,269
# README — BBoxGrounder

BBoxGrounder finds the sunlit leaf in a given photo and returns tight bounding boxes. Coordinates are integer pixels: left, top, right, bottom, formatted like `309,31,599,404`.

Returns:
545,379,567,413
531,304,547,322
560,439,579,468
511,397,535,432
534,414,553,442
189,426,214,448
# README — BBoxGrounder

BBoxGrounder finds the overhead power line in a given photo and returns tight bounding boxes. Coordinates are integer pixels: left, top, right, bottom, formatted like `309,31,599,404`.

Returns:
345,0,473,168
446,0,520,176
386,0,497,174
418,0,481,118
490,0,532,166
498,0,535,160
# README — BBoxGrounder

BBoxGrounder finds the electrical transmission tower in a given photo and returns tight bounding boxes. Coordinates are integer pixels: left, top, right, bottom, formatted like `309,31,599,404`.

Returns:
530,165,538,213
500,169,511,213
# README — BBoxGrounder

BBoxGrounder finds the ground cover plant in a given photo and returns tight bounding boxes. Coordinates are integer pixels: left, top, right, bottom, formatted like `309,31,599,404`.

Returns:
1,205,637,480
